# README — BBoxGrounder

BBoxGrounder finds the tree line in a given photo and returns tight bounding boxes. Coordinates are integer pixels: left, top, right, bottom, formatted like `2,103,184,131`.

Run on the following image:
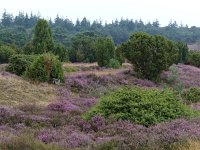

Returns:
1,10,200,49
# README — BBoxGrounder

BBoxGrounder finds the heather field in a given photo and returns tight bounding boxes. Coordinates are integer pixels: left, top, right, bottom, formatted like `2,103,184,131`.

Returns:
1,63,200,150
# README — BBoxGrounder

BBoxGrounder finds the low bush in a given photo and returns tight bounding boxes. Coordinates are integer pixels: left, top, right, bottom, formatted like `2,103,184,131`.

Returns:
181,87,200,103
108,58,121,69
0,45,16,64
6,54,37,75
25,53,64,83
84,87,197,126
187,51,200,67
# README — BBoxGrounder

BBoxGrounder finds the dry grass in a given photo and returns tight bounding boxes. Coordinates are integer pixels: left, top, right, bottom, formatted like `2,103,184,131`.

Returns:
63,62,98,68
64,62,132,77
171,139,200,150
68,68,130,77
0,73,57,107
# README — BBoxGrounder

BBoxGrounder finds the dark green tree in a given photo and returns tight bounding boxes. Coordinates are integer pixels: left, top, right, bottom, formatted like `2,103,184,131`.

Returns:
176,41,189,63
32,19,54,54
1,10,13,27
123,32,178,81
95,37,115,67
69,32,100,62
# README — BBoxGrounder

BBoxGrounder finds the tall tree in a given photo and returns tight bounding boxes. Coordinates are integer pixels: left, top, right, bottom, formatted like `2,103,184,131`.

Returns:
1,10,13,27
32,19,54,54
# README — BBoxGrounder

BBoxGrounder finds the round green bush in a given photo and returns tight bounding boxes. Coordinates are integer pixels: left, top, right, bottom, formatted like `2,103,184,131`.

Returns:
181,87,200,103
187,51,200,68
25,53,64,83
0,45,15,64
6,54,37,75
84,87,196,126
108,58,121,69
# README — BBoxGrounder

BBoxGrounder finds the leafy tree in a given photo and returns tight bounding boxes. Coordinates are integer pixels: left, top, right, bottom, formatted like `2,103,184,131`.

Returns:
123,32,178,81
32,19,54,54
95,37,115,67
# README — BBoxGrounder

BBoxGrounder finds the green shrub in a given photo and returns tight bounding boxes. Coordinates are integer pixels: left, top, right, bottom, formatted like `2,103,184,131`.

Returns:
0,45,15,64
181,87,200,103
95,37,115,67
123,32,178,81
25,53,64,83
108,58,121,69
187,51,200,67
84,87,196,126
6,54,37,75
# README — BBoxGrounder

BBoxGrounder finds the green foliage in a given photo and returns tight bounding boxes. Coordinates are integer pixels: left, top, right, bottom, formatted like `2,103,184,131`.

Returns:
25,53,64,82
187,51,200,67
32,19,54,54
123,32,178,81
53,43,68,62
181,87,200,103
84,87,196,126
6,54,37,75
176,41,189,63
0,45,15,63
95,37,115,67
108,58,121,69
69,32,100,63
115,44,125,65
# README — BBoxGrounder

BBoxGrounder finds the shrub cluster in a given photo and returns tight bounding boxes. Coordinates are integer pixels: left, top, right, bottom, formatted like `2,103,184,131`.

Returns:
122,32,178,81
0,45,15,64
84,87,197,126
108,58,121,69
6,54,37,75
181,87,200,103
187,51,200,67
25,53,64,82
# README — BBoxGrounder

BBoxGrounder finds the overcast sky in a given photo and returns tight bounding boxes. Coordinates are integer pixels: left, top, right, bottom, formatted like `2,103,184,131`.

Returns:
0,0,199,26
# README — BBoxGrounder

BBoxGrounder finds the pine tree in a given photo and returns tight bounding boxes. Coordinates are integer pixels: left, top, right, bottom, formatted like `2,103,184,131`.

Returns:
32,19,54,54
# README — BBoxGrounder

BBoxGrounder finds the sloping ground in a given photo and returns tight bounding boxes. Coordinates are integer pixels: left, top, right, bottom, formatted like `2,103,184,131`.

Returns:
162,64,200,88
0,72,57,106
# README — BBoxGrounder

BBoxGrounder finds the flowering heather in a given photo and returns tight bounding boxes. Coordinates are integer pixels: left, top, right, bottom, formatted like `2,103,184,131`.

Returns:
162,64,200,88
78,115,105,132
109,119,200,149
65,73,129,96
47,101,81,113
90,115,106,132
